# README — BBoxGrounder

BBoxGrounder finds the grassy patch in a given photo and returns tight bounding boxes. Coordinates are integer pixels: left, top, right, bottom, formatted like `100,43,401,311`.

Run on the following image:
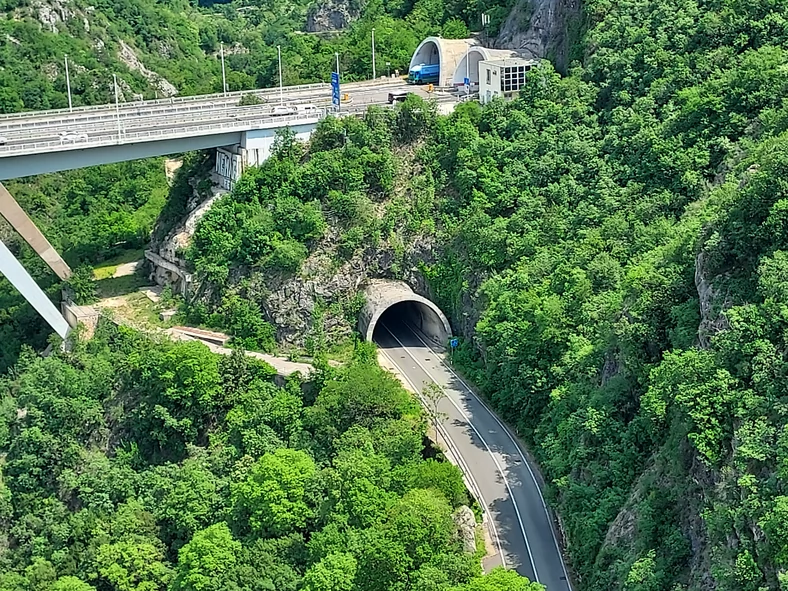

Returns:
93,249,145,280
95,273,150,299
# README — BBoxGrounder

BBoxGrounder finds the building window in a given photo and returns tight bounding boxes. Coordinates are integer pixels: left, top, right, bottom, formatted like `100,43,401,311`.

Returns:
486,68,491,85
500,65,528,93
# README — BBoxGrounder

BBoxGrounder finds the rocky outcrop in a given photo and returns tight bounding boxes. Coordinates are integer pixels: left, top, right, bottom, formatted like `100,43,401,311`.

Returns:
238,235,440,346
495,0,581,72
117,40,178,98
306,0,363,32
453,505,477,553
695,251,732,349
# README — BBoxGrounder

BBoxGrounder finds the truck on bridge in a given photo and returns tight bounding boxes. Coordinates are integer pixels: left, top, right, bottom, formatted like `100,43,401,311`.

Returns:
408,63,440,85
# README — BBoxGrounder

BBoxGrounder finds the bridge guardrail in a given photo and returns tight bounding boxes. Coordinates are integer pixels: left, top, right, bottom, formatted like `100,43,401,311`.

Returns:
0,83,331,122
0,99,335,139
0,111,327,157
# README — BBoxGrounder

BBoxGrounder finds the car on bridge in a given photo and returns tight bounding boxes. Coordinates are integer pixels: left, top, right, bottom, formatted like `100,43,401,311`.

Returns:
271,105,298,116
59,131,88,143
0,136,7,146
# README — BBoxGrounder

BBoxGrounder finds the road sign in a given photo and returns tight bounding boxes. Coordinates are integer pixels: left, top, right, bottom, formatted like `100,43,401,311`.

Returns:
450,338,459,348
331,72,340,107
464,77,470,86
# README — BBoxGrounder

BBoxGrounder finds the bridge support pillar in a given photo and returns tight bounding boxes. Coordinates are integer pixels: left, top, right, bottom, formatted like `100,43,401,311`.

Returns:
0,183,71,280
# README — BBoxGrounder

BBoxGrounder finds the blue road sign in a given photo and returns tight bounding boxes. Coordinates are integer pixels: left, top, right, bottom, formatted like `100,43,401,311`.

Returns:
450,338,459,348
331,72,340,107
464,77,470,86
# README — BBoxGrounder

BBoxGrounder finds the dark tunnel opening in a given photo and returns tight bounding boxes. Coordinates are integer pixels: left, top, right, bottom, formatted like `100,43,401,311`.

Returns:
372,300,450,349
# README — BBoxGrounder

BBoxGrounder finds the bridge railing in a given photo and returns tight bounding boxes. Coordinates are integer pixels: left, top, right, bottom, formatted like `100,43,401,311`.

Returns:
0,99,334,137
0,83,331,122
0,111,327,157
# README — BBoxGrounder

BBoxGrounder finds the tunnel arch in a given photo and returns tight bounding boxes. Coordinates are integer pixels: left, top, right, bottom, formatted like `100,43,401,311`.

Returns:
451,47,522,87
408,37,477,88
359,280,451,346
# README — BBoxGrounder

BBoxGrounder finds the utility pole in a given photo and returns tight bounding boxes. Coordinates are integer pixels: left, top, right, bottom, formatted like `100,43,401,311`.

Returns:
371,28,376,80
113,74,122,139
220,42,227,96
277,45,283,104
64,54,73,112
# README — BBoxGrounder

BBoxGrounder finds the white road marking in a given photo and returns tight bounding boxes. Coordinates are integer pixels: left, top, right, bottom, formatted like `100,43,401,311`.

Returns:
378,345,507,567
406,325,574,590
381,323,540,583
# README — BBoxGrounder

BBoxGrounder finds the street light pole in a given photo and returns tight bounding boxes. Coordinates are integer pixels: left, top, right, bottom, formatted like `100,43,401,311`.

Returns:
64,54,73,112
277,45,283,104
113,74,121,139
220,42,227,96
371,28,376,80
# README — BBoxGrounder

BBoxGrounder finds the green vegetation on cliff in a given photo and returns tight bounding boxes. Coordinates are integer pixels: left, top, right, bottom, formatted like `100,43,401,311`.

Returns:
0,0,496,114
183,1,788,589
0,325,541,590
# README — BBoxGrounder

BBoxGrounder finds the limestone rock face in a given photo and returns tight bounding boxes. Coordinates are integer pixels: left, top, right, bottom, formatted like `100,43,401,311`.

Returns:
453,505,477,554
306,0,364,32
495,0,581,72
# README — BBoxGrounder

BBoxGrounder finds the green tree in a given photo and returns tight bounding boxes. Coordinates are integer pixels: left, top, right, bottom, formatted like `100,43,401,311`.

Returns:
95,540,173,591
302,552,357,591
172,523,240,591
231,448,317,536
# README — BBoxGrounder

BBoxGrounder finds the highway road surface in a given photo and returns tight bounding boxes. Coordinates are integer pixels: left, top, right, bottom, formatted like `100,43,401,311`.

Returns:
376,318,572,591
0,79,455,157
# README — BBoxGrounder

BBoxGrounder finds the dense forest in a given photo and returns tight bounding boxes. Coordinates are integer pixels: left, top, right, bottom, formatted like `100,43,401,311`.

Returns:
5,0,788,590
0,324,542,591
178,1,788,590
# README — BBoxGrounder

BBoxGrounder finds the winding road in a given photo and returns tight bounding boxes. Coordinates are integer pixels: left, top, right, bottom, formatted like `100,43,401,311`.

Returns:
376,318,572,590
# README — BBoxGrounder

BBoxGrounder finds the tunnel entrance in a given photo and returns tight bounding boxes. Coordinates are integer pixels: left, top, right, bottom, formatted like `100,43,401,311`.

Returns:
358,280,451,348
372,300,450,346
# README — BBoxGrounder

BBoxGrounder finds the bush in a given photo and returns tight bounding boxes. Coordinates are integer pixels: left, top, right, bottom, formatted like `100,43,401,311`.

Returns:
66,265,97,305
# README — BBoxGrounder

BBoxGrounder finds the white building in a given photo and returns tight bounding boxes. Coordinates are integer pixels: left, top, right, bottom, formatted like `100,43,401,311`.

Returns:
479,58,538,104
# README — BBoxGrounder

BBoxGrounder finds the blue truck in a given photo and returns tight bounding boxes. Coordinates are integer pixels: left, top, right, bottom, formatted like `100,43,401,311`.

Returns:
408,63,440,85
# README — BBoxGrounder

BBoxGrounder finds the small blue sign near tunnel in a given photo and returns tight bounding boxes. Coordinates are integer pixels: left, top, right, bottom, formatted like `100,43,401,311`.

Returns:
450,338,459,348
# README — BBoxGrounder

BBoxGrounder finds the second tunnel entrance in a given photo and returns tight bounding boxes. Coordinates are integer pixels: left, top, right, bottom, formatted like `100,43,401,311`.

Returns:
358,280,451,347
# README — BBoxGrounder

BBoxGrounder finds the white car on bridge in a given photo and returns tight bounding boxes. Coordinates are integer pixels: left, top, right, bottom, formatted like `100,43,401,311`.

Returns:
271,105,297,116
59,131,88,143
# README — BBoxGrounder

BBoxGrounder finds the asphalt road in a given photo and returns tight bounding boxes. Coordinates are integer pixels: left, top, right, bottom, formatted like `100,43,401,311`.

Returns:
0,80,448,151
0,79,457,159
376,318,572,591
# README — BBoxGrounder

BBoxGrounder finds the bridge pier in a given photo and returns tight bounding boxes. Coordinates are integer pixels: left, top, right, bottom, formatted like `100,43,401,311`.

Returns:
215,123,320,190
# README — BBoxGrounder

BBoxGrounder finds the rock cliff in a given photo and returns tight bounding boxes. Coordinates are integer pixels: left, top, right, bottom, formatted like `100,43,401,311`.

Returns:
495,0,582,72
306,0,364,32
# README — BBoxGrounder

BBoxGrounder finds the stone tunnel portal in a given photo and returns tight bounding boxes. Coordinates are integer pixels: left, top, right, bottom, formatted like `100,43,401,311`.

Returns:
359,280,451,347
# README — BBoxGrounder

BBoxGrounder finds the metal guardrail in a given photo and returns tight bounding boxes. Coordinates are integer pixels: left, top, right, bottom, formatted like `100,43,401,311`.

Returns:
0,112,326,157
0,83,330,122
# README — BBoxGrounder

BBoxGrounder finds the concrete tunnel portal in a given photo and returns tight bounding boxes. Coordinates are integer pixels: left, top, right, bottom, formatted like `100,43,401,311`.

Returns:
359,280,451,347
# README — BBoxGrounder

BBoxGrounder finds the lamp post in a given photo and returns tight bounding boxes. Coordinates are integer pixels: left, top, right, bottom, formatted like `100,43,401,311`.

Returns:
113,74,121,139
371,28,376,80
64,54,73,112
220,42,227,96
277,45,283,104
